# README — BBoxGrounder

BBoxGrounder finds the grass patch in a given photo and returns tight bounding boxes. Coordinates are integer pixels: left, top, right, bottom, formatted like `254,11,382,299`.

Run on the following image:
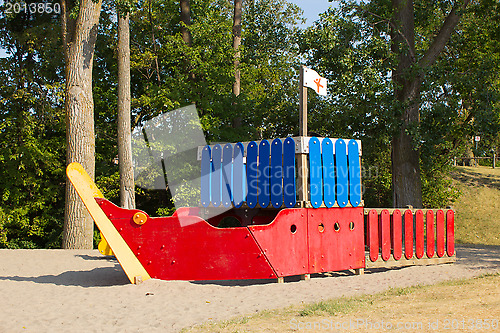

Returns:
298,296,374,317
451,166,500,245
183,273,500,332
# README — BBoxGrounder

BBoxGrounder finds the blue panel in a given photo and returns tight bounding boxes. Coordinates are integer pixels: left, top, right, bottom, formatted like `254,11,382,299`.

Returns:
211,144,222,207
348,139,362,207
258,140,270,208
222,143,233,208
335,139,348,208
246,141,258,208
200,145,211,207
322,138,335,208
283,137,296,208
309,137,323,208
270,138,283,208
232,142,245,208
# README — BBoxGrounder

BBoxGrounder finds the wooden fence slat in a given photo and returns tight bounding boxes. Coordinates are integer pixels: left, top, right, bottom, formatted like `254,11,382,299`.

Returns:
426,210,435,258
381,209,391,261
335,139,349,208
368,209,379,262
322,138,335,208
309,137,323,208
232,143,245,208
283,138,296,208
392,210,403,260
200,145,211,207
404,210,414,259
446,210,455,256
211,144,222,207
348,139,361,207
222,143,233,208
415,210,424,259
270,139,283,208
246,141,259,208
258,140,271,208
436,210,445,257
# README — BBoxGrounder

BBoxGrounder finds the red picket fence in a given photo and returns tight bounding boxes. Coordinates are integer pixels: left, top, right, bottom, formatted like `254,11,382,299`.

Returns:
365,209,455,266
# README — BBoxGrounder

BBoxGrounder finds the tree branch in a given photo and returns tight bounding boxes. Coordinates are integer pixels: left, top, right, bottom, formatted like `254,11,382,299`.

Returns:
418,0,471,69
357,6,416,62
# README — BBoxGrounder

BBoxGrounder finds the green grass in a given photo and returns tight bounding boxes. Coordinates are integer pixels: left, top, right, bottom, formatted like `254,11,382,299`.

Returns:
182,274,500,332
451,166,500,245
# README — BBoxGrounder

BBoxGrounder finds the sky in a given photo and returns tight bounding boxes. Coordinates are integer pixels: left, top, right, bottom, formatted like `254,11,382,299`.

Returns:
0,0,335,58
287,0,336,27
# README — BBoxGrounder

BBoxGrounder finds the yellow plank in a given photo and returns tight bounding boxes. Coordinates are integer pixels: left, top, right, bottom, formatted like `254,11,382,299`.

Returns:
66,162,151,284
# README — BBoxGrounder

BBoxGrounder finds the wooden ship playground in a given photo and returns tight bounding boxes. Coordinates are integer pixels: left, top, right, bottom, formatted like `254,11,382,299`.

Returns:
66,67,456,284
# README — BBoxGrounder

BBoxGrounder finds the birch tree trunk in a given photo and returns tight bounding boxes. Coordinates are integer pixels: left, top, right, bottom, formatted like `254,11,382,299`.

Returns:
232,0,243,128
232,0,242,97
117,11,135,209
62,0,103,249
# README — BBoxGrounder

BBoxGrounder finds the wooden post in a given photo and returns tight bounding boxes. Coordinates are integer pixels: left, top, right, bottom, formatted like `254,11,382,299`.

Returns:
493,151,496,169
299,66,308,137
297,66,309,204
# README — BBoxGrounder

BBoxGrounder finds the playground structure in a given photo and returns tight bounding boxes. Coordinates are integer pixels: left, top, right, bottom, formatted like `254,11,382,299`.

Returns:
67,66,455,284
67,135,456,284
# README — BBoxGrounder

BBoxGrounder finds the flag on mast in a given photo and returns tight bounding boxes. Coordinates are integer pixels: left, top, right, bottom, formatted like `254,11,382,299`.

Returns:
303,67,328,96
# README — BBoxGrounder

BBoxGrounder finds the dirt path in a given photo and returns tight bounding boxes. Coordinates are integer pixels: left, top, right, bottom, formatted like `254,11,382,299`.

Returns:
0,245,499,332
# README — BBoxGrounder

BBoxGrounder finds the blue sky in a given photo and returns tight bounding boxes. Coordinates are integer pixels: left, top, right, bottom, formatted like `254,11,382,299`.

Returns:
287,0,336,27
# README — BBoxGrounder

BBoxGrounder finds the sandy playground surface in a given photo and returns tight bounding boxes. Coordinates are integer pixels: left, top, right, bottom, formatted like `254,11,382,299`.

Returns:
0,244,499,332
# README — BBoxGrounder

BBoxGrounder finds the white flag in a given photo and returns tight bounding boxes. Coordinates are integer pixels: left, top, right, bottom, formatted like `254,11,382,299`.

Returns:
303,67,328,96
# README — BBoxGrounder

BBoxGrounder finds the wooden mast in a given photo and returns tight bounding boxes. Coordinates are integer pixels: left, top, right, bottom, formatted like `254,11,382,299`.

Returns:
297,66,309,204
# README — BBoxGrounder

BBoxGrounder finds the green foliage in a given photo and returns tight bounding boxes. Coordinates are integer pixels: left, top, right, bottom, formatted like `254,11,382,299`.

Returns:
156,206,176,217
1,0,499,247
126,0,304,214
0,2,66,248
301,0,500,207
116,0,136,15
239,0,303,139
299,4,397,206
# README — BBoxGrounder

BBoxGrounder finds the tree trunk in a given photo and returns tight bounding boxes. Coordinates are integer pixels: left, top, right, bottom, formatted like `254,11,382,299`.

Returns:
232,0,242,97
180,0,192,46
390,0,422,208
117,11,136,209
62,0,103,249
232,0,243,128
465,140,476,167
180,0,194,81
148,0,161,83
390,0,470,208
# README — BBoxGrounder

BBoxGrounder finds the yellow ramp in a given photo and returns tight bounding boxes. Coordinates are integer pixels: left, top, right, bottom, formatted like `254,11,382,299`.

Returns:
66,162,151,284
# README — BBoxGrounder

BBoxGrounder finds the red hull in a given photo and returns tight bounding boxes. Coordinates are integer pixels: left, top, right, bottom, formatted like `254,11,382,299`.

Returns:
96,199,365,281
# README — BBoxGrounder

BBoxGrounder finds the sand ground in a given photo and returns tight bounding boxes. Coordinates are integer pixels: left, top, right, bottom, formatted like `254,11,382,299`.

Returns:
0,244,499,332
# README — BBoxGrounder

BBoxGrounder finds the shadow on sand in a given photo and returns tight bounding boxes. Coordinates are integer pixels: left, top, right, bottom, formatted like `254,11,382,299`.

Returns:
456,244,500,270
451,168,500,191
0,254,129,287
0,267,129,287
